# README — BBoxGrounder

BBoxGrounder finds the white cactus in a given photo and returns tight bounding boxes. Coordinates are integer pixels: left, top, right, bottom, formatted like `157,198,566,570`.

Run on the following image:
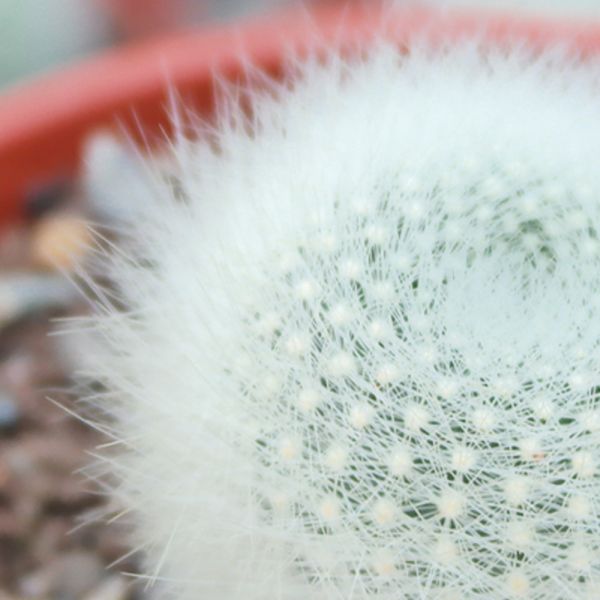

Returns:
80,39,600,599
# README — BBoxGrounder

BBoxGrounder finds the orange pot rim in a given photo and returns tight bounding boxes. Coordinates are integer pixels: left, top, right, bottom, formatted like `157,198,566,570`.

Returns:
2,1,600,226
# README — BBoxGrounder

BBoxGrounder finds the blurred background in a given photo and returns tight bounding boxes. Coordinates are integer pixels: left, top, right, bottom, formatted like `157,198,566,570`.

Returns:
0,0,298,90
0,1,599,599
3,0,600,90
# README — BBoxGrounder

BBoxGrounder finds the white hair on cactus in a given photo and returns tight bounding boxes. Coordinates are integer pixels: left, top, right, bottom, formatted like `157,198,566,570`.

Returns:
79,37,600,600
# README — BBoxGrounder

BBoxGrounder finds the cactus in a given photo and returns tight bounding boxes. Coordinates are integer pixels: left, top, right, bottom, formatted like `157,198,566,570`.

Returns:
80,42,600,599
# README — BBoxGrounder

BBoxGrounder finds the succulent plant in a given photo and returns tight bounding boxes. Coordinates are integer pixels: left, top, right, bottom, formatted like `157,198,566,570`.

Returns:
80,39,600,599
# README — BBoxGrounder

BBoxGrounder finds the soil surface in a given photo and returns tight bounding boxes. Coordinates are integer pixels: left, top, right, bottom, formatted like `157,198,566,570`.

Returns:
0,185,142,600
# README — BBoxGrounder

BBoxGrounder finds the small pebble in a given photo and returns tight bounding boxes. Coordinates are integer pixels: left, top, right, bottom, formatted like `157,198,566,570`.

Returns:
0,392,20,431
0,509,26,539
0,273,78,329
0,227,31,270
19,552,104,600
1,354,34,389
31,214,91,271
33,518,71,561
18,566,52,599
82,576,130,600
25,180,71,221
0,459,8,487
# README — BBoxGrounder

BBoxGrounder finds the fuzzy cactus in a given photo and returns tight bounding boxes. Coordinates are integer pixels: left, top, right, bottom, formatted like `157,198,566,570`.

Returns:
79,35,600,600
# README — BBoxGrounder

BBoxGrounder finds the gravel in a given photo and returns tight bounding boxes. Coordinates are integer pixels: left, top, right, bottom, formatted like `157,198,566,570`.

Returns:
0,182,142,599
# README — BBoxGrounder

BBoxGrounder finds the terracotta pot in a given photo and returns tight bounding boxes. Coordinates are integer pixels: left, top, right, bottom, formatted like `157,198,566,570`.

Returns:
99,0,197,39
1,1,599,227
